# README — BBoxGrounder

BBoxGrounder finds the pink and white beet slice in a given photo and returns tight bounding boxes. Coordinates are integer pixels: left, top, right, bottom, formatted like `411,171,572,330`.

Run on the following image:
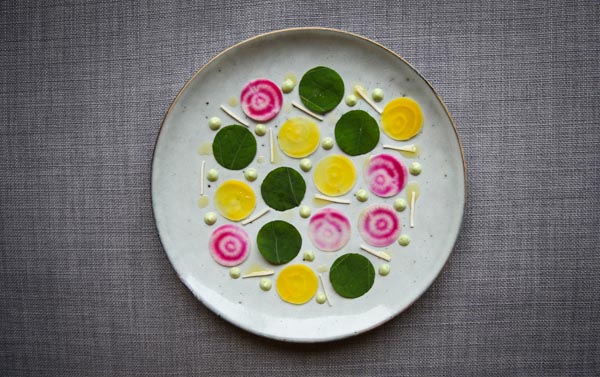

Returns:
358,204,401,247
308,208,351,252
209,224,251,267
240,78,283,122
364,154,408,198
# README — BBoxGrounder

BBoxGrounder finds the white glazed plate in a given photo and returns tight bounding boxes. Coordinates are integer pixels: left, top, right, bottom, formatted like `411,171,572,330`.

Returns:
152,28,466,342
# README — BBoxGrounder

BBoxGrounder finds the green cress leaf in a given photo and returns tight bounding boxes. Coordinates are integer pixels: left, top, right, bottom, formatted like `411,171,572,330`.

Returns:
261,167,306,211
212,125,257,170
257,220,302,265
299,66,345,114
329,253,375,299
335,110,380,156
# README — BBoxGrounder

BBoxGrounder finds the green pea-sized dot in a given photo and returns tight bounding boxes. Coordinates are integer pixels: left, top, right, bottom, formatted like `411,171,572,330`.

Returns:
259,278,272,291
282,79,295,93
398,234,411,246
409,162,422,176
371,88,384,102
303,250,315,262
345,94,358,106
300,158,312,172
321,137,334,150
208,117,222,130
299,205,311,218
378,263,390,276
229,267,241,279
393,198,407,212
244,168,258,182
207,168,219,182
356,189,369,202
255,124,267,136
204,212,217,225
316,292,327,304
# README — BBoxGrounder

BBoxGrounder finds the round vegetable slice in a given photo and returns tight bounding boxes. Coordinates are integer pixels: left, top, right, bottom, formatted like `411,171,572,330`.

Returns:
240,78,283,122
329,254,375,299
358,204,401,247
364,154,408,197
308,208,351,252
298,66,344,114
277,117,320,158
214,180,256,221
209,224,250,267
212,125,257,170
313,154,356,196
261,167,306,211
257,220,302,265
335,110,380,156
381,97,423,140
276,264,318,304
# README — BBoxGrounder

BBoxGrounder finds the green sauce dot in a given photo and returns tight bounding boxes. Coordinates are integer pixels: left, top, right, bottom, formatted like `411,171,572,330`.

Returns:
371,88,384,102
378,264,390,276
259,278,272,291
207,169,219,182
393,198,407,212
255,124,267,136
322,137,334,150
303,250,315,262
282,79,295,93
229,267,241,279
345,94,358,106
316,292,327,304
398,234,411,246
208,117,221,130
409,162,422,176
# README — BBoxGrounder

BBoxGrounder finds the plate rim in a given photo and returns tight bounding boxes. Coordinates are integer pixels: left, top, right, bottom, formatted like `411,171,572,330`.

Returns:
151,27,468,342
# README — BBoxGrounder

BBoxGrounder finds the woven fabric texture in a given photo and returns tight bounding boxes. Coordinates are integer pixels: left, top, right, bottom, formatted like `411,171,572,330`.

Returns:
1,1,599,376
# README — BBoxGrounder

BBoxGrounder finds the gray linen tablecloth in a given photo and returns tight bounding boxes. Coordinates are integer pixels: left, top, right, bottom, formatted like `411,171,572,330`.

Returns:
1,1,598,375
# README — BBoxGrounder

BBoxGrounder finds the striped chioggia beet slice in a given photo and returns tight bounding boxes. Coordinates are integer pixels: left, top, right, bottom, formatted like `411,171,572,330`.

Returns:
308,208,351,252
240,78,283,122
209,224,251,266
358,204,401,247
364,154,408,198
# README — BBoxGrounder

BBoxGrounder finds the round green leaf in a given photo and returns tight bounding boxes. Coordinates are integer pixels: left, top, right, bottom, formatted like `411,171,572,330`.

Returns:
335,110,380,156
257,220,302,265
212,125,257,170
299,66,345,114
329,253,375,298
261,167,306,211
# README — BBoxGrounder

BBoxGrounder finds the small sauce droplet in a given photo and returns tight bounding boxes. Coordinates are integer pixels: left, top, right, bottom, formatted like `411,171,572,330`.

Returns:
197,142,213,155
198,196,210,208
227,96,239,107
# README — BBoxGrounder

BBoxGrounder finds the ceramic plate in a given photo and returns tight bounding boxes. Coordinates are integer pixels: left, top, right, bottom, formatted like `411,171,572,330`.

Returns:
152,28,466,342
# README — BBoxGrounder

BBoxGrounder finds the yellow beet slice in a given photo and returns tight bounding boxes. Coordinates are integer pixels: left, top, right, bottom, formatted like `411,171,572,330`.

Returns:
313,154,356,196
277,117,320,158
214,180,256,221
381,97,423,141
276,264,318,305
